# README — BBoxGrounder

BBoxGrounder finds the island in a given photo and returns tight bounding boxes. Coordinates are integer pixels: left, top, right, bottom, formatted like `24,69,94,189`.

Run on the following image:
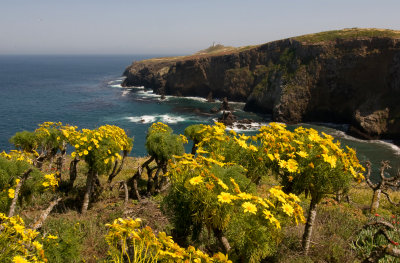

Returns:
122,28,400,143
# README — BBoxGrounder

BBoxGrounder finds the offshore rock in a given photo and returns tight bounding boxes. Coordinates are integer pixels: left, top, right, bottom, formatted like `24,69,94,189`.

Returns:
122,28,400,142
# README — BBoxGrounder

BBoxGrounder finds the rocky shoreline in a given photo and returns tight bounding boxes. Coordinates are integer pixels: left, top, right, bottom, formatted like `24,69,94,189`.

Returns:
122,28,400,144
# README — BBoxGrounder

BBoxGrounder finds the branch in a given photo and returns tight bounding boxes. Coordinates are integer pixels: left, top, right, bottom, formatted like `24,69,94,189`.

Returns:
107,151,128,184
364,161,378,190
362,220,395,230
8,169,32,217
30,197,62,230
380,161,391,181
382,191,400,207
110,180,129,207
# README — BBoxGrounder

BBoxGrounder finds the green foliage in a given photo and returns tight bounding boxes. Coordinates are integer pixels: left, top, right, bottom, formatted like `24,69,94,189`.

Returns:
9,131,39,152
0,157,43,213
42,218,84,263
352,214,400,263
146,123,185,162
184,124,205,143
227,213,282,263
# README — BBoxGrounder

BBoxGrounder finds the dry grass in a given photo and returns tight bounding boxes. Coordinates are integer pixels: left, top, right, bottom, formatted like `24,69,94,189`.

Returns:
294,28,400,43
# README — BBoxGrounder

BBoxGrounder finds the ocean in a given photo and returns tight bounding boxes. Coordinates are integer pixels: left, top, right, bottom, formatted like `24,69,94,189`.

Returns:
0,55,399,178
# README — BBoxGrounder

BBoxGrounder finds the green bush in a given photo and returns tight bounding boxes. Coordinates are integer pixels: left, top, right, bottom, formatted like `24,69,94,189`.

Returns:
42,218,84,263
0,157,43,213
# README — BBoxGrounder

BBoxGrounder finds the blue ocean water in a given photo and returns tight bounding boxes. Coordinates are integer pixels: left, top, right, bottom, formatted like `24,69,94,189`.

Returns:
0,55,399,177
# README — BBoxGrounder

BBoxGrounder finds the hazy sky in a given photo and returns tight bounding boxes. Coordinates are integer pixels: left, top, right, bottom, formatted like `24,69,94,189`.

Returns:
1,0,399,55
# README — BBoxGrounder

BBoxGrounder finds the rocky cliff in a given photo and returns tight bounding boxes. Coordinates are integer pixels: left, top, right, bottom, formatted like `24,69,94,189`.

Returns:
122,28,400,142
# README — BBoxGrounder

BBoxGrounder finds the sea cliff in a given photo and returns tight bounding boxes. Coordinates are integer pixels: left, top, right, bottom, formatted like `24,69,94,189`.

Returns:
122,28,400,142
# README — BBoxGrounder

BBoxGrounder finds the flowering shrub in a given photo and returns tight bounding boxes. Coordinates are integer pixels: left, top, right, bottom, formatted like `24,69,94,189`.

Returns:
0,213,48,263
175,122,364,255
164,122,305,262
105,217,231,263
0,156,47,214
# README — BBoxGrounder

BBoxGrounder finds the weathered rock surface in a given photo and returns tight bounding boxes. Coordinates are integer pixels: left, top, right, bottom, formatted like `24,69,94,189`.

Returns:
122,29,400,142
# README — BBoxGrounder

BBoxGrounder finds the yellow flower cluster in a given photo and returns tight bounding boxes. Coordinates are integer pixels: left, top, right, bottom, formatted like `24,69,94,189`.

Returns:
254,123,365,181
1,150,33,164
0,213,47,263
170,151,304,230
105,217,231,263
42,173,58,189
149,122,170,133
67,124,132,165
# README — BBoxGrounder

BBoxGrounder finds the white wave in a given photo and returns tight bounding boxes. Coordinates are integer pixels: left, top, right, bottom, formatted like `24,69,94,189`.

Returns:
228,122,269,132
324,130,400,156
160,114,186,123
126,115,157,124
129,86,145,90
110,84,122,88
107,77,126,85
136,90,161,98
125,114,188,124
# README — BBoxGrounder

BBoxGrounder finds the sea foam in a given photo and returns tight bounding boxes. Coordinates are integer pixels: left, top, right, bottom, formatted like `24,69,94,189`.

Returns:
126,114,188,124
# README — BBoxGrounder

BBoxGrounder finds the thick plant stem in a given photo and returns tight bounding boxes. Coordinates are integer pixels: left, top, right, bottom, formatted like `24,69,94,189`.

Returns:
213,228,231,253
30,197,62,230
68,158,80,191
370,189,382,214
302,197,318,255
130,156,154,201
8,169,32,217
81,168,95,214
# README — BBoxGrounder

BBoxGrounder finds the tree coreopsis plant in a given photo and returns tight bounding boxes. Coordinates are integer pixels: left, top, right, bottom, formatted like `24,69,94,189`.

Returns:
67,125,133,214
253,123,365,254
164,123,305,262
130,122,185,200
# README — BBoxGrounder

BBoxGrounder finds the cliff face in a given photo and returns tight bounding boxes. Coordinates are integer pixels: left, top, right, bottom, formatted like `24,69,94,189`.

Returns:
122,29,400,141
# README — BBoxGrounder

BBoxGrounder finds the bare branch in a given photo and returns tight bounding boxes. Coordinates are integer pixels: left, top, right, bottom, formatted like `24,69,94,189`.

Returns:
364,161,377,189
30,197,62,230
382,191,400,207
8,169,32,217
380,161,391,181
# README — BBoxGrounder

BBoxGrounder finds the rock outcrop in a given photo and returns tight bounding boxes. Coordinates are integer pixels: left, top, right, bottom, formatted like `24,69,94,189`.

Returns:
122,28,400,142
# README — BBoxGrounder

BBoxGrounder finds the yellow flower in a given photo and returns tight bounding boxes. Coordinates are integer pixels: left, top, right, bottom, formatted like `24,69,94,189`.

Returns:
83,150,89,155
47,234,58,239
281,203,294,216
33,240,43,250
263,209,273,219
189,176,203,185
8,188,15,199
309,162,314,169
217,192,234,204
267,153,275,161
71,152,76,158
289,193,301,202
242,202,257,214
248,145,258,152
308,132,320,142
297,151,308,158
278,159,287,169
286,159,298,173
217,179,229,190
322,154,336,168
12,255,29,263
238,192,253,200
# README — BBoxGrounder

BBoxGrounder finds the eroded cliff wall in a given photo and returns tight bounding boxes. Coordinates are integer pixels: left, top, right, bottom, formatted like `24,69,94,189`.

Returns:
122,31,400,141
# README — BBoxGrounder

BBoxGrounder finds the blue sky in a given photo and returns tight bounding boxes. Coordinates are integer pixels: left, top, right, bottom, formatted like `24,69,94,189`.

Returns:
1,0,399,55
